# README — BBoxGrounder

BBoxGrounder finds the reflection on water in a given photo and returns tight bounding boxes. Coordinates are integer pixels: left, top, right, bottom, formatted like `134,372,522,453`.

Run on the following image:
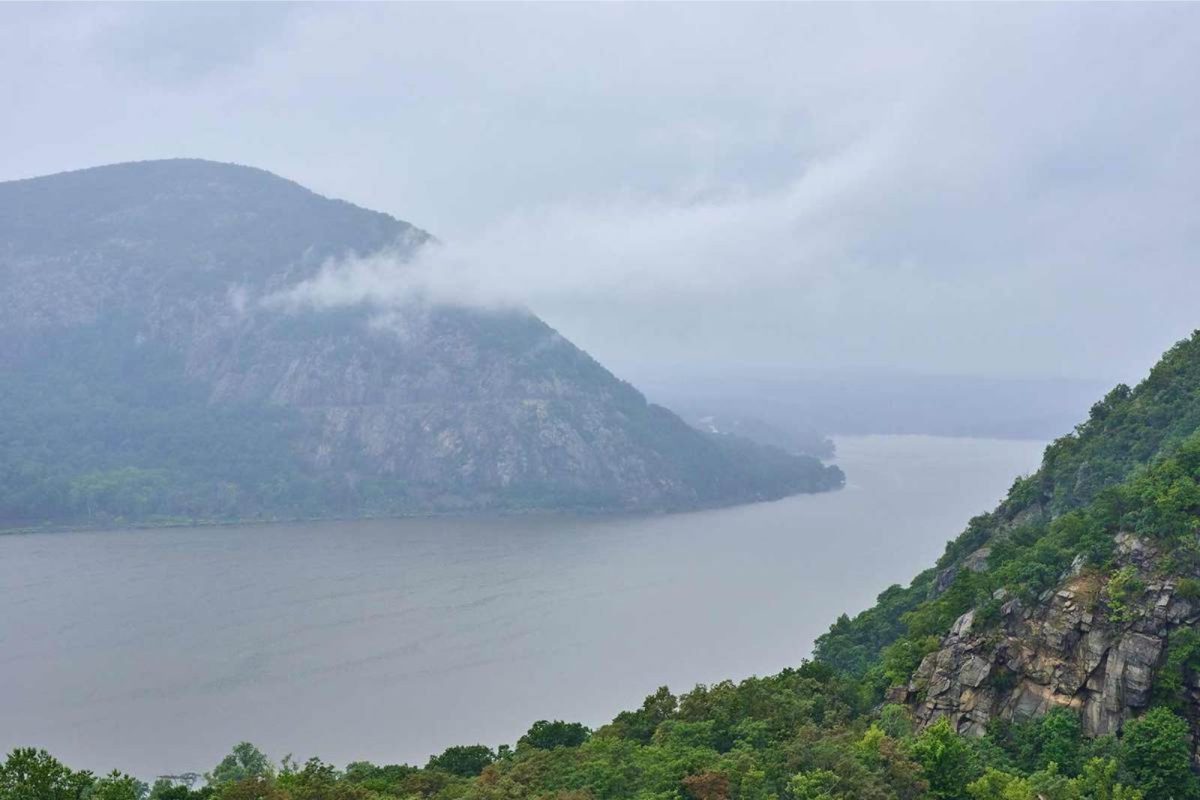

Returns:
0,435,1044,778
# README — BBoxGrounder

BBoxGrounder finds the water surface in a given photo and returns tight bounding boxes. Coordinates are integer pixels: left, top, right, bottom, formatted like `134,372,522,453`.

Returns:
0,435,1044,778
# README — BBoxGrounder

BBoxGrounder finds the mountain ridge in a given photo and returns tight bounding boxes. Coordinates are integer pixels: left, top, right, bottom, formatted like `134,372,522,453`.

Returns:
0,159,842,527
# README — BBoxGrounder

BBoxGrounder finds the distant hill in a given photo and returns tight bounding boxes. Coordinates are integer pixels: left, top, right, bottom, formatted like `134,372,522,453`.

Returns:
634,369,1109,442
0,159,842,527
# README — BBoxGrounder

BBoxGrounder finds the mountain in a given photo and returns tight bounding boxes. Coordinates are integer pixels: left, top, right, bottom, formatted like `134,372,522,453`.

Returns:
815,331,1200,745
0,159,842,528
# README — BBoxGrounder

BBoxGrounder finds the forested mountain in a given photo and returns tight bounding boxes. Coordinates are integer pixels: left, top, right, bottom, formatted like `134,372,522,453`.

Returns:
0,160,842,528
12,335,1200,800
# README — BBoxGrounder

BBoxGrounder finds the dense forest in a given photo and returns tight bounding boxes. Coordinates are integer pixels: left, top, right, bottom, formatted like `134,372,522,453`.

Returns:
1,673,1178,800
10,332,1200,800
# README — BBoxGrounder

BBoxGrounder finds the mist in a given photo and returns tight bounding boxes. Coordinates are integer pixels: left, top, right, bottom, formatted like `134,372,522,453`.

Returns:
4,3,1200,382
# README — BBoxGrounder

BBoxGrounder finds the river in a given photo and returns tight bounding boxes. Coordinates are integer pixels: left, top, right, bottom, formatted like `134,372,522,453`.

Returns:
0,435,1044,778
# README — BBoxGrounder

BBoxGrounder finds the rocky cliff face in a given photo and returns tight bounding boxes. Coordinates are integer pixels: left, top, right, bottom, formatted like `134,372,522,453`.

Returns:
0,159,841,525
896,532,1199,741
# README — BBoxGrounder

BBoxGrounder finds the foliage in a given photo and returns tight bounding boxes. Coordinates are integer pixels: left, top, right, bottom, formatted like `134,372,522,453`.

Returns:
966,760,1144,800
0,320,337,527
0,748,94,800
520,721,591,751
3,662,1197,800
1118,708,1196,800
985,709,1085,777
788,769,840,799
909,719,981,799
208,744,274,788
89,772,150,800
1152,628,1200,714
426,746,496,778
1103,566,1144,624
611,687,678,744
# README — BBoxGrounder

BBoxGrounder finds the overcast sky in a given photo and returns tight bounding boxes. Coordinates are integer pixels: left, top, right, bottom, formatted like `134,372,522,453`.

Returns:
3,3,1198,384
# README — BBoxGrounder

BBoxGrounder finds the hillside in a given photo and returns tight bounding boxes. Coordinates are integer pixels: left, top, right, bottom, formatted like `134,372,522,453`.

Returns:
798,332,1200,772
0,160,842,528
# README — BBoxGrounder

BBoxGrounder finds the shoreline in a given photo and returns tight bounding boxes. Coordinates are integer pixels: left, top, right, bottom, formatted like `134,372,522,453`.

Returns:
0,483,844,537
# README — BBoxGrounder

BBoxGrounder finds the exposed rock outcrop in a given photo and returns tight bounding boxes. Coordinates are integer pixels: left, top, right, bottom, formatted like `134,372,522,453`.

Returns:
934,546,994,595
894,533,1200,739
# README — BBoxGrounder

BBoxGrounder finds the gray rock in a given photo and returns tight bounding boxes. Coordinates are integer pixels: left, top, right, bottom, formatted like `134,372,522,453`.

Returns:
908,534,1185,740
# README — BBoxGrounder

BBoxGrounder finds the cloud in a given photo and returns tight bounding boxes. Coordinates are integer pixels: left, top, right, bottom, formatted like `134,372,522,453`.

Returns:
265,134,888,321
94,4,299,86
3,3,1200,381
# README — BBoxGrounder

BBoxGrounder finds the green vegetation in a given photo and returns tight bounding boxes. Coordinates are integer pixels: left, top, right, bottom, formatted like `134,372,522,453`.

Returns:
0,319,348,527
4,685,1186,800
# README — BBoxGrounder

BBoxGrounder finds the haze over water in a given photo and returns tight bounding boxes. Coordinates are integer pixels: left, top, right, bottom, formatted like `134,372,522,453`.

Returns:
0,435,1043,779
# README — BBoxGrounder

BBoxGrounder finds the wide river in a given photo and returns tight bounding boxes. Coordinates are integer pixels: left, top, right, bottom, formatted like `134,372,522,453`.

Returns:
0,435,1044,779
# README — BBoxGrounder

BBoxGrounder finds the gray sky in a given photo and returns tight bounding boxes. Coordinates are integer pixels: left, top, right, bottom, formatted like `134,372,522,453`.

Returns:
3,3,1199,383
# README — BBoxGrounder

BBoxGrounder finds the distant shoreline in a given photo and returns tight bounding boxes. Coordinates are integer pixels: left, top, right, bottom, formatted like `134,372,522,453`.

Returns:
0,483,839,537
0,433,1052,537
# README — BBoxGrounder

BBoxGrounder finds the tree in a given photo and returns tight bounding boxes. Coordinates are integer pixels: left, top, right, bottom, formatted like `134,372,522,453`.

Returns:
147,780,202,800
277,757,365,800
967,768,1036,800
1035,709,1083,776
341,761,416,790
1119,708,1196,799
1151,629,1200,714
877,704,915,740
0,748,94,800
207,743,273,787
425,745,495,778
88,771,148,800
910,718,981,800
1077,758,1143,800
788,769,841,800
611,686,677,743
969,763,1084,800
216,778,286,800
519,720,591,750
681,771,730,800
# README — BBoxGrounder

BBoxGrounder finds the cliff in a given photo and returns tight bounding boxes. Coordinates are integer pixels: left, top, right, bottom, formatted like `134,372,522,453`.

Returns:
899,532,1200,741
